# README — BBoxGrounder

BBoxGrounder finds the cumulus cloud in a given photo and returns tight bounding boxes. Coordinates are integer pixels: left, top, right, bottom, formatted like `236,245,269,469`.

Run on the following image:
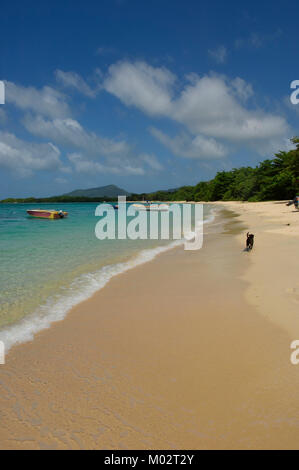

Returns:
150,128,227,159
230,77,254,102
208,45,228,64
4,75,165,178
103,60,290,156
0,131,62,176
55,70,98,97
5,81,70,118
67,152,146,176
23,115,130,156
103,61,175,115
172,74,288,145
23,114,164,175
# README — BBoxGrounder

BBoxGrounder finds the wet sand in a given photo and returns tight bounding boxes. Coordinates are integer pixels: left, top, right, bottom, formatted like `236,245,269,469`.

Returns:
0,207,299,449
213,201,299,336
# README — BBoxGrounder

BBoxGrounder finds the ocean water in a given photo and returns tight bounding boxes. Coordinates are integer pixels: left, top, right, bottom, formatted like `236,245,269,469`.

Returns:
0,202,213,350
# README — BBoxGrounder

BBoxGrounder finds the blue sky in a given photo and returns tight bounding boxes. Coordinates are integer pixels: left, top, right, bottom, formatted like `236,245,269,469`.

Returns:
0,0,298,198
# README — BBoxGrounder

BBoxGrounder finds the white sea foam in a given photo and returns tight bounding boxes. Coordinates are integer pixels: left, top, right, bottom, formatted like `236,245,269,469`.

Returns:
0,210,216,353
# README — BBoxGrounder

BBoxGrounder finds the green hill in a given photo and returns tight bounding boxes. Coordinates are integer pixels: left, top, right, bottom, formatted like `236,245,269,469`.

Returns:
64,184,130,198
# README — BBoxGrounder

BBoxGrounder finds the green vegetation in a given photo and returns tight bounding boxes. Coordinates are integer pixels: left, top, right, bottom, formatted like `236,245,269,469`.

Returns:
144,137,299,202
1,138,299,204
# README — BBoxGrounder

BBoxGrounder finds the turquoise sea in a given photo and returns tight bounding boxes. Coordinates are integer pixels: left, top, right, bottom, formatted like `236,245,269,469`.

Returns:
0,202,213,350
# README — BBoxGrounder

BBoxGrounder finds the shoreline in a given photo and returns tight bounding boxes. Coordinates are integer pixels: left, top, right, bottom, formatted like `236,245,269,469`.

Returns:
0,239,184,354
211,201,299,337
0,203,299,449
0,203,215,353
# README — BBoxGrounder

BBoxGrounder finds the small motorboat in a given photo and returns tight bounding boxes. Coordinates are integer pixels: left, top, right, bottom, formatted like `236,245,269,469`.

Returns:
132,203,169,212
27,209,68,219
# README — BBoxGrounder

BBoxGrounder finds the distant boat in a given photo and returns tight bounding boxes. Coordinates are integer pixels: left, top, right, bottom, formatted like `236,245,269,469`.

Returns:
113,203,169,211
133,203,169,212
27,209,68,219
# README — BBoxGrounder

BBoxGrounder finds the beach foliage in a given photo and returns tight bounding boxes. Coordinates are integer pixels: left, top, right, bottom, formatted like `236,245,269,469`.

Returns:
145,137,299,202
1,138,299,203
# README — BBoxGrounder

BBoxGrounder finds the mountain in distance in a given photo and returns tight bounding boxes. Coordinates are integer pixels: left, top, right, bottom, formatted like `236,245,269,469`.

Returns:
165,187,179,193
64,184,131,198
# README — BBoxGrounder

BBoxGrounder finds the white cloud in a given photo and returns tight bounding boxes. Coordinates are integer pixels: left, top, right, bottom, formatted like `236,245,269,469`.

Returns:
0,131,62,176
139,153,164,170
23,115,130,157
103,60,290,156
4,75,165,178
23,114,163,176
55,70,98,97
5,81,71,119
231,77,254,101
150,128,227,159
104,61,175,115
68,153,145,176
208,45,228,64
172,75,288,147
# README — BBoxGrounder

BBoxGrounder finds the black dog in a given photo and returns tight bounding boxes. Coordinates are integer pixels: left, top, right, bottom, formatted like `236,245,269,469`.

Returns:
246,232,254,251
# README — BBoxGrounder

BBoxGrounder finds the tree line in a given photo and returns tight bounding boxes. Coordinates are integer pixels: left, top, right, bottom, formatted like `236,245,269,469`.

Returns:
1,138,298,204
138,137,299,202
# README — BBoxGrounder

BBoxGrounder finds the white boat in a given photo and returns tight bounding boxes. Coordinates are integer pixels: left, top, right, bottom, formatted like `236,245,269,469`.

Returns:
132,203,169,212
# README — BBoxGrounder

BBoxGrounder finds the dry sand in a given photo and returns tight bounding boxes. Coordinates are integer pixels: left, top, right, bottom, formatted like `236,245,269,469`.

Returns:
0,203,299,450
213,201,299,337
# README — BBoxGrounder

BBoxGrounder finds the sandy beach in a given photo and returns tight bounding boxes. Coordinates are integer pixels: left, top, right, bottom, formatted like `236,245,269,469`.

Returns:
0,202,299,450
214,201,299,337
